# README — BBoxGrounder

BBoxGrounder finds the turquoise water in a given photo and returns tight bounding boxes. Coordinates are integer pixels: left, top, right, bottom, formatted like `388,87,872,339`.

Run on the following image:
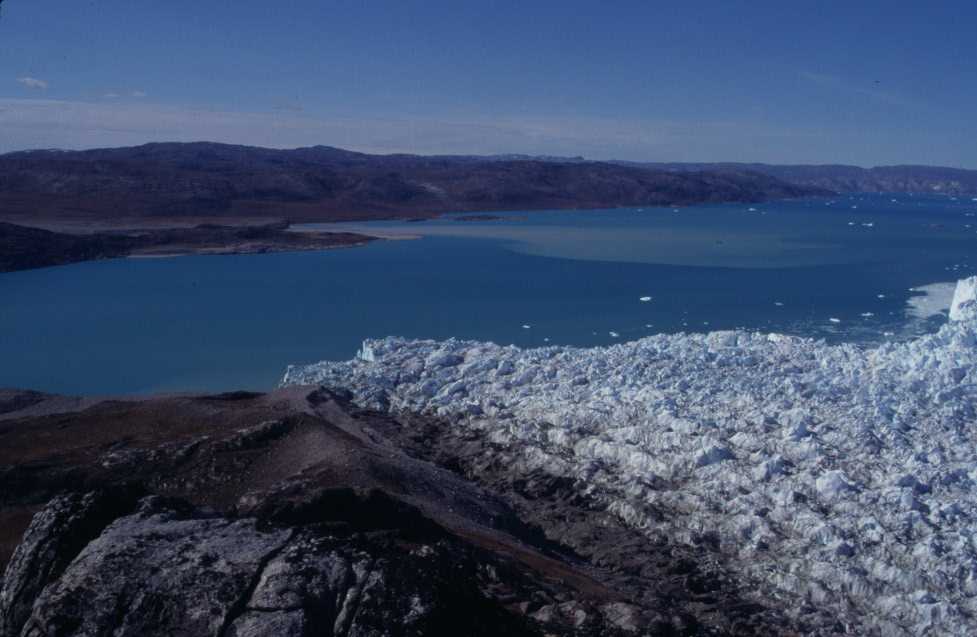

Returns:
2,193,975,395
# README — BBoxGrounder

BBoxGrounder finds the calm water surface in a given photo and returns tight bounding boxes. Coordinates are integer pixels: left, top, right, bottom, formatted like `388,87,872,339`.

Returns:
2,193,975,394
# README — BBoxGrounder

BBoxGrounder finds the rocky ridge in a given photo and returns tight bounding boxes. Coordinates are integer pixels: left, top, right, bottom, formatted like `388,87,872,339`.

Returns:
0,384,798,635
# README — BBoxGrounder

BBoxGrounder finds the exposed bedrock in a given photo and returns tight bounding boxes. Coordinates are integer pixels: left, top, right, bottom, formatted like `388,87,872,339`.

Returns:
8,493,533,637
1,386,768,636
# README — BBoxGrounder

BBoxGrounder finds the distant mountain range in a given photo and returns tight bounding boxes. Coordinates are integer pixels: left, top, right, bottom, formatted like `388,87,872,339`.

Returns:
620,162,977,197
0,142,823,223
0,142,974,225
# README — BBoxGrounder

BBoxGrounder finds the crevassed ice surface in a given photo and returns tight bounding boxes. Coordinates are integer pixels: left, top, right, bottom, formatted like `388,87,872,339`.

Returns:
283,277,977,635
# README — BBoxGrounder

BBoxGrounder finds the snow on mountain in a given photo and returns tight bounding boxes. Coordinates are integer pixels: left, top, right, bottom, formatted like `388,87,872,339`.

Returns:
282,277,977,635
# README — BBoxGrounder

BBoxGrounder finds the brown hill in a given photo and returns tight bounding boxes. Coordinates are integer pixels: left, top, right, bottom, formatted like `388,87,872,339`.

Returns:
0,142,828,224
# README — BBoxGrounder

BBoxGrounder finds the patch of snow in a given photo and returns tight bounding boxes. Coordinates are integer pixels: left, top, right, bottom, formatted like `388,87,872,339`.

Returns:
283,277,977,636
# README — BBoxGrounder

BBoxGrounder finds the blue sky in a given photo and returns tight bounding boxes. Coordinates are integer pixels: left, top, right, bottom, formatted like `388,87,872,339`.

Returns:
1,1,975,166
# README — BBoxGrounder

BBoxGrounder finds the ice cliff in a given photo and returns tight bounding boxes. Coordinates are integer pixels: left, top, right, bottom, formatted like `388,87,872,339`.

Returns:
282,276,977,635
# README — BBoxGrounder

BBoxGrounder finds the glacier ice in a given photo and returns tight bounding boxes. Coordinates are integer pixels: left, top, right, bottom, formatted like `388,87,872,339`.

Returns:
951,277,977,321
909,282,958,320
282,276,977,635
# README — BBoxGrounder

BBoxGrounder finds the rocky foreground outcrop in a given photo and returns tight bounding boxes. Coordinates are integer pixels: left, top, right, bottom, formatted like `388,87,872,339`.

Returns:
0,386,799,636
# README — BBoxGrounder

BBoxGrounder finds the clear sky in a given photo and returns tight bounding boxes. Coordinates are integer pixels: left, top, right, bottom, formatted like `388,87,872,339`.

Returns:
1,1,975,166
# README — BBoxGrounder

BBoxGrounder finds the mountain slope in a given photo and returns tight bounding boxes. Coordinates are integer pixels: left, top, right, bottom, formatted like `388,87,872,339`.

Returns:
0,142,827,223
0,387,801,635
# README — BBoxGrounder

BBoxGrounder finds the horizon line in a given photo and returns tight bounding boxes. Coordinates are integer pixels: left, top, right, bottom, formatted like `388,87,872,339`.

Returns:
3,139,976,173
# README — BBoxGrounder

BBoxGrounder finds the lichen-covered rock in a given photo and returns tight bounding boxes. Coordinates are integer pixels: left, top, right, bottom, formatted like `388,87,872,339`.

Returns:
17,496,291,637
0,487,142,637
6,495,539,637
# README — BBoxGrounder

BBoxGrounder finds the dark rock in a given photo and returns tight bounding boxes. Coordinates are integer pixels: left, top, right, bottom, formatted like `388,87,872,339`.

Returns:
0,486,143,637
9,496,537,637
0,386,827,635
0,221,373,273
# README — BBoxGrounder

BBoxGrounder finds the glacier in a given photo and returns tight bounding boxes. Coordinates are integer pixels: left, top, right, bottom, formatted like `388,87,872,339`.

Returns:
282,276,977,635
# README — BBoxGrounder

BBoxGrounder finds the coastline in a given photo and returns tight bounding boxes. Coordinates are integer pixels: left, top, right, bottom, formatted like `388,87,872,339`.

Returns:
0,220,378,273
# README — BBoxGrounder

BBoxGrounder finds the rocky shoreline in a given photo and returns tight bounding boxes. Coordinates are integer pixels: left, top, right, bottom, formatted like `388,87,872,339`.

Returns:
0,386,801,636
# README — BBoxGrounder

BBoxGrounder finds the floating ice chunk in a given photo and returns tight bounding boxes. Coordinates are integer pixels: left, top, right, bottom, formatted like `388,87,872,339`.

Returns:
829,318,842,324
522,324,531,329
609,331,620,338
774,301,784,307
877,294,886,299
748,207,758,212
861,312,875,318
639,296,652,302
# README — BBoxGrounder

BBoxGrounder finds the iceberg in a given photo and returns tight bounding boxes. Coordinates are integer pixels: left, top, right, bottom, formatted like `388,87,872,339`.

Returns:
282,277,977,636
950,276,977,321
